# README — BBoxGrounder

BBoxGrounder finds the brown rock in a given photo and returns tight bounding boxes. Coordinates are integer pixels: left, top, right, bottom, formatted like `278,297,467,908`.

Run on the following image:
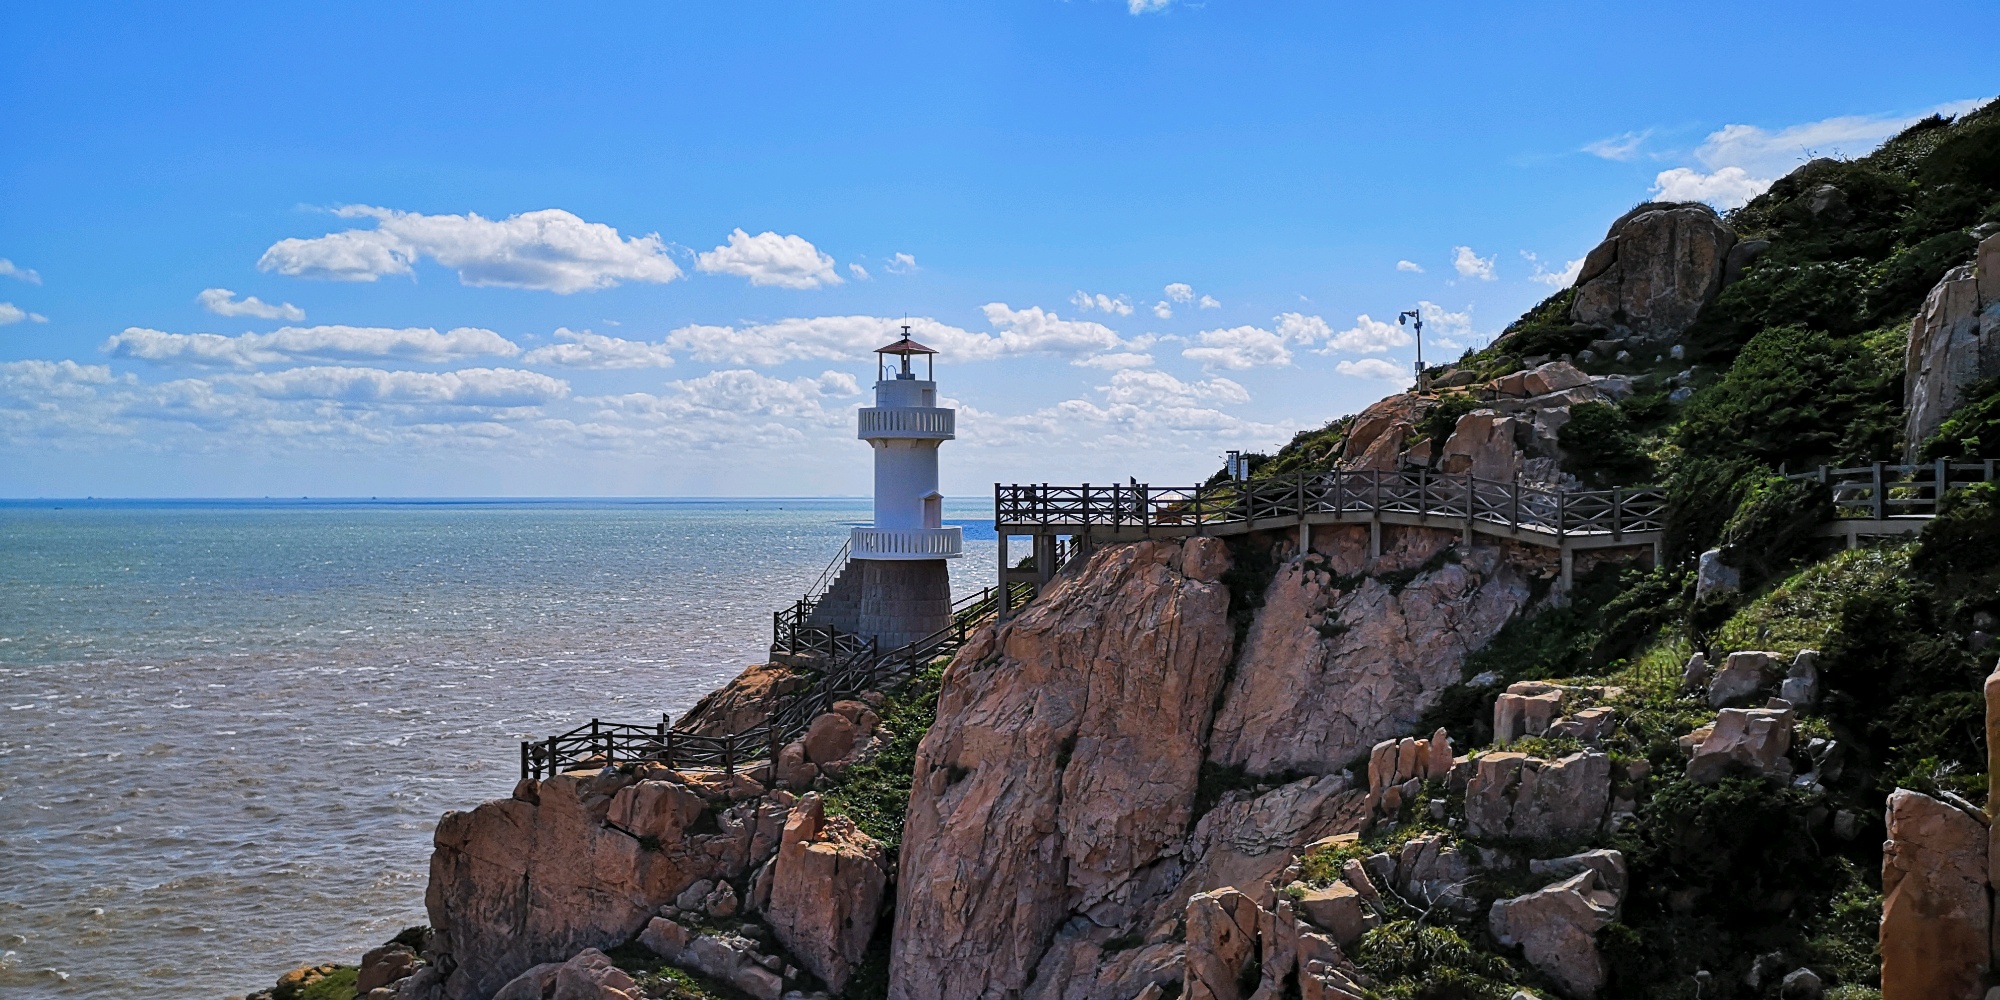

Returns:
1438,409,1523,480
765,793,888,993
1520,361,1591,397
773,740,817,791
1395,737,1420,785
802,711,861,766
1489,871,1617,998
1350,419,1413,471
674,661,802,737
1686,707,1793,785
889,539,1237,1000
1569,203,1736,343
1548,706,1617,744
1208,529,1532,776
1426,728,1453,778
1181,535,1232,582
356,943,419,994
1464,752,1611,842
1494,682,1563,746
605,780,707,842
1295,881,1375,947
1904,245,1999,458
1881,789,1990,1000
489,949,639,1000
1708,651,1780,707
1184,888,1262,1000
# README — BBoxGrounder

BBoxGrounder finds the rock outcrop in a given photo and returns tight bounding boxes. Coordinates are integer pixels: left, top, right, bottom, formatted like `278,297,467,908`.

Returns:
1208,526,1533,776
1569,202,1737,344
765,794,889,992
1880,788,1990,999
1904,232,2000,459
1463,752,1611,842
1687,706,1794,784
1489,870,1619,998
487,949,640,1000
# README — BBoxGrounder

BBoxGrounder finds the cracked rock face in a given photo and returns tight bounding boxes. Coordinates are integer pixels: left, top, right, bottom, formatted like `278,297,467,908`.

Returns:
1569,202,1736,344
1207,525,1533,776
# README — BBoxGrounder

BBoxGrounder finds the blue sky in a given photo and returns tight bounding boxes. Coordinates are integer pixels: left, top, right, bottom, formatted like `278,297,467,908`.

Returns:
2,2,1994,497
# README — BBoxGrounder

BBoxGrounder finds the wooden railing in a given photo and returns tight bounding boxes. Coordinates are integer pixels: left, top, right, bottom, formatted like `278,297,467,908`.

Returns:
996,468,1667,540
1787,461,1999,519
525,581,1028,779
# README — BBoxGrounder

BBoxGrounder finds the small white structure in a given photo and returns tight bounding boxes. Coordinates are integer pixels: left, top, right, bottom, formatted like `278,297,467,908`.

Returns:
804,332,960,648
852,335,963,561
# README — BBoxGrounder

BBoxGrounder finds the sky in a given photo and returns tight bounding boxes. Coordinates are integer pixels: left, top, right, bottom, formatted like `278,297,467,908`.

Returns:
1,2,1994,498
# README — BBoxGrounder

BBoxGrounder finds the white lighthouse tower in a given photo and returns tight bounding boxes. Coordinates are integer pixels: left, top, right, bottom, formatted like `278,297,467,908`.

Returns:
806,330,961,648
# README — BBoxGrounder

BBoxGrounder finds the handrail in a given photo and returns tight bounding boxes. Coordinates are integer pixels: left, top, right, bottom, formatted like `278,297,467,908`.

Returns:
994,469,1668,539
1785,460,1998,520
525,578,1031,780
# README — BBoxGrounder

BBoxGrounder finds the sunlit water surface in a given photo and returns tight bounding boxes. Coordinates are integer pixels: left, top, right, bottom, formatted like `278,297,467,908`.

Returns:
0,498,997,997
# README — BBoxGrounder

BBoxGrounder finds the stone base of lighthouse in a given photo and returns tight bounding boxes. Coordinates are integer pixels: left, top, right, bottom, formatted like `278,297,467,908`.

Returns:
806,558,952,650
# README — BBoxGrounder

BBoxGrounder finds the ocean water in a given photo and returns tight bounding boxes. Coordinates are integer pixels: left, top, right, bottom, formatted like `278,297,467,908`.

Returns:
0,498,999,998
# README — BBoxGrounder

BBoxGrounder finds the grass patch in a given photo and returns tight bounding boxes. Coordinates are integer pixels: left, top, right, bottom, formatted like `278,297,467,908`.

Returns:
820,659,949,855
291,968,358,1000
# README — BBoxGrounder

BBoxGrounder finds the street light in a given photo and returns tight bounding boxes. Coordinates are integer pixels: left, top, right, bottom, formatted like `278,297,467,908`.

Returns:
1398,308,1426,393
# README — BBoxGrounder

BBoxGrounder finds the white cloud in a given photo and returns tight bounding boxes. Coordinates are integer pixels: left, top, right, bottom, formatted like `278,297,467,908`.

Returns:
883,253,919,275
975,304,1128,359
197,287,305,322
1318,314,1411,355
1128,0,1172,12
1163,282,1194,304
1649,98,1992,210
1070,290,1134,316
695,229,843,289
1582,130,1651,161
1522,252,1587,288
1274,313,1333,344
665,316,952,367
582,370,859,449
1198,294,1220,309
0,259,40,284
1452,246,1496,281
1183,325,1292,371
848,262,870,280
1396,260,1424,273
240,366,569,407
520,329,675,369
104,325,520,368
1335,358,1406,380
258,206,683,293
1650,166,1771,210
1074,352,1155,370
1153,301,1173,319
0,303,48,325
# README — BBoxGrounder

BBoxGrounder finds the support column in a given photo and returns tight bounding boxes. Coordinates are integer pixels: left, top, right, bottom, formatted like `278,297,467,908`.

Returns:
1369,516,1382,562
1034,533,1058,587
997,533,1011,620
1298,520,1311,558
1559,545,1575,592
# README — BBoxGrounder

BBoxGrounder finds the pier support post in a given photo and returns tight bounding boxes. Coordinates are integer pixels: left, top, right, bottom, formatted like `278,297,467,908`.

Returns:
1298,520,1311,557
1559,545,1575,592
1369,516,1382,562
997,533,1011,620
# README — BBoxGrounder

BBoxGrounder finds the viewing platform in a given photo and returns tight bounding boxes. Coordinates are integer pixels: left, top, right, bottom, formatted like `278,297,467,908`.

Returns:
857,406,955,439
850,525,964,559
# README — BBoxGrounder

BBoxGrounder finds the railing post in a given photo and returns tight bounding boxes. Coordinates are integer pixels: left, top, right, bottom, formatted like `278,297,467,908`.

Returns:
1612,487,1624,541
1194,482,1206,536
1418,467,1428,518
1871,461,1885,521
1462,474,1474,547
1140,482,1151,536
520,741,531,781
545,736,558,777
1936,457,1948,513
768,710,782,770
1332,467,1344,519
1556,492,1567,541
723,735,735,776
1510,476,1521,533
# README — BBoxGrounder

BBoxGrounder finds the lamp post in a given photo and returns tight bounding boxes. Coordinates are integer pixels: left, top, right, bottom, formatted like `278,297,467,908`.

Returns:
1399,308,1427,394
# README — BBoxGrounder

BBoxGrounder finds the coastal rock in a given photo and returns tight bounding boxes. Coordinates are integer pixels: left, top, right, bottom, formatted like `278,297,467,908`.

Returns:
1779,650,1820,707
489,949,639,1000
1881,789,1990,1000
1208,526,1533,776
1493,681,1563,746
1687,706,1795,784
1395,832,1479,913
427,768,756,1000
357,943,420,995
765,794,888,993
1183,888,1261,1000
1464,752,1611,842
1489,871,1618,999
1569,203,1736,344
889,538,1237,1000
1294,881,1376,947
638,918,782,1000
1439,409,1524,480
676,661,802,737
1528,850,1628,903
1904,233,2000,459
1708,651,1780,707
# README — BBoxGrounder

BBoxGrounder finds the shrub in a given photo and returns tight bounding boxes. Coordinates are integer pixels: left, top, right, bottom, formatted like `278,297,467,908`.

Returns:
1560,401,1654,487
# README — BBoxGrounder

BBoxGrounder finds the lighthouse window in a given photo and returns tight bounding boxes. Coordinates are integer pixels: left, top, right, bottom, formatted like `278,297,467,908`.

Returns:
923,493,943,528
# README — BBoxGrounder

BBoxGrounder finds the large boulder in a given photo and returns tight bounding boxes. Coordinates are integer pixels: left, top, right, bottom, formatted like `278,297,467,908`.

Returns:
637,918,783,1000
764,793,889,993
1489,871,1618,998
1686,706,1794,784
1493,681,1564,746
356,943,420,995
1183,888,1263,1000
1569,203,1736,344
1903,232,2000,459
1438,409,1524,480
488,949,640,1000
1881,789,1990,1000
1707,650,1780,707
1463,752,1611,842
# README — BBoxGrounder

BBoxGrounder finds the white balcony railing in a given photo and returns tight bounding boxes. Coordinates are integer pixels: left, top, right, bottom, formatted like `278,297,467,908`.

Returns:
850,525,963,559
858,406,954,440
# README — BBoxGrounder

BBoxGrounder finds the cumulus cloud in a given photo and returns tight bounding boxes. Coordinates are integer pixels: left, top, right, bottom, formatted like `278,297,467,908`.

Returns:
1198,294,1220,309
975,304,1128,359
258,206,683,293
198,288,305,322
1523,251,1587,288
1582,130,1651,161
1163,283,1194,304
104,325,521,368
883,253,919,274
1073,351,1155,370
0,259,40,284
520,329,675,369
1335,358,1406,380
1650,166,1770,209
581,370,859,449
1183,326,1291,371
1649,98,1991,210
1070,290,1134,316
1452,246,1496,281
240,366,569,407
695,229,843,289
848,263,870,280
1153,301,1173,319
1396,260,1424,273
1128,0,1172,12
1317,315,1411,355
0,303,48,325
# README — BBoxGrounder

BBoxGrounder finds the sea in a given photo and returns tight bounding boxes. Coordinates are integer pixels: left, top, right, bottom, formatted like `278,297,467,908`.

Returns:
0,498,1000,998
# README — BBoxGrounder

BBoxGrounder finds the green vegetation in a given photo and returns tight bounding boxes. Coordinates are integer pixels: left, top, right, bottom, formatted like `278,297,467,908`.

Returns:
1919,376,2000,459
288,967,358,1000
608,943,758,999
821,658,949,854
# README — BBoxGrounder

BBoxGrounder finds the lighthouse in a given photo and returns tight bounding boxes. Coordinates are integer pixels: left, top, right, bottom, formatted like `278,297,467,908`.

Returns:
805,330,961,648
